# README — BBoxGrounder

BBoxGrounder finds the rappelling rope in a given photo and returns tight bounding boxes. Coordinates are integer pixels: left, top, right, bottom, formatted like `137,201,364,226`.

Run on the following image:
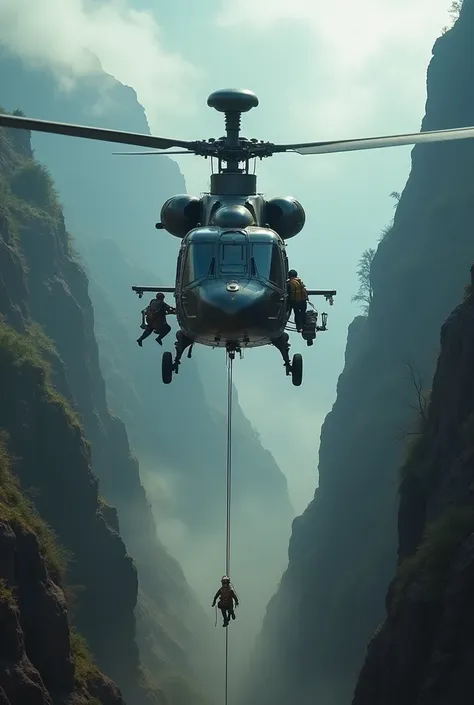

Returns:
226,354,233,577
224,352,234,705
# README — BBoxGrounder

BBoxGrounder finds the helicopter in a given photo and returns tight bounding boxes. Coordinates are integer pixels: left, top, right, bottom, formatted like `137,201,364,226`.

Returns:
2,88,474,386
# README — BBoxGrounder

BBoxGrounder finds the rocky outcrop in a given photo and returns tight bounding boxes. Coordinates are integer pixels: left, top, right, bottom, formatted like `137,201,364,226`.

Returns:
247,3,474,704
0,45,292,525
0,115,206,704
0,117,147,703
0,391,124,705
0,48,293,680
353,276,474,705
0,323,141,688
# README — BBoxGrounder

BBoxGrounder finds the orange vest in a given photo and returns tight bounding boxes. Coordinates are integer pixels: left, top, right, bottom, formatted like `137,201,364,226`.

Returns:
288,277,307,302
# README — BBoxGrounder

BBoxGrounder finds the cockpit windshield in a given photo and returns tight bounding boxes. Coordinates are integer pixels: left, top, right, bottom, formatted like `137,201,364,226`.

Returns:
219,232,248,274
251,243,285,288
182,243,215,286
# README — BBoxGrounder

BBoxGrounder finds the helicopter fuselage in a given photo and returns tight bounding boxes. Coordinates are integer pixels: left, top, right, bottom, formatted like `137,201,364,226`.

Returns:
174,224,290,348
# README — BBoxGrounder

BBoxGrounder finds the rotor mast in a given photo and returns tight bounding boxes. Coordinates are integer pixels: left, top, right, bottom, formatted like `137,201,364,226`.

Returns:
207,89,259,196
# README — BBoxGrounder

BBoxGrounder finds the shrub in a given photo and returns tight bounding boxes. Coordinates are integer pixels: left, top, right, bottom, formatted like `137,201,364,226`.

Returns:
0,577,16,608
10,158,58,210
0,433,70,579
0,320,81,429
70,627,100,687
393,504,474,605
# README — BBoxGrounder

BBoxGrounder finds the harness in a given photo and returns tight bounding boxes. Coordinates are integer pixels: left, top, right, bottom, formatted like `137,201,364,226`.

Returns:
218,585,233,608
146,300,169,326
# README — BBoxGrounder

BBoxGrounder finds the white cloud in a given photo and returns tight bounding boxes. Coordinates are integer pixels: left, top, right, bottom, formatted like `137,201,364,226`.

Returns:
211,0,456,518
0,0,200,127
216,0,453,140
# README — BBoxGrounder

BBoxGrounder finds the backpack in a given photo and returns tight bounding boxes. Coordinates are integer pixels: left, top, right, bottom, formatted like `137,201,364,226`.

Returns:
288,278,307,302
146,300,165,323
218,585,233,608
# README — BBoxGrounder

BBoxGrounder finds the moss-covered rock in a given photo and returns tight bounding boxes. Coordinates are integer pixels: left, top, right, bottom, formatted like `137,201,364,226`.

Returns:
0,437,125,705
0,107,212,705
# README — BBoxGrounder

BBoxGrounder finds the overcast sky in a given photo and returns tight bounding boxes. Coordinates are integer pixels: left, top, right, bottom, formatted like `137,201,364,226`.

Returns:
0,0,457,512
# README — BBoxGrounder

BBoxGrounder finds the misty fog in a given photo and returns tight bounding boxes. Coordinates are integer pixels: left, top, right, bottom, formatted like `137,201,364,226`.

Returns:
0,1,460,704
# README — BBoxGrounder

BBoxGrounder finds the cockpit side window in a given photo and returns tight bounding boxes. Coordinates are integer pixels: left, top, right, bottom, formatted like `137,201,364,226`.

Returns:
251,243,284,288
182,243,216,286
269,244,284,287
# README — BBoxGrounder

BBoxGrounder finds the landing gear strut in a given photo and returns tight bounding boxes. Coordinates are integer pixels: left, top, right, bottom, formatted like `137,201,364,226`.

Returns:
225,341,242,361
271,333,303,386
162,330,194,384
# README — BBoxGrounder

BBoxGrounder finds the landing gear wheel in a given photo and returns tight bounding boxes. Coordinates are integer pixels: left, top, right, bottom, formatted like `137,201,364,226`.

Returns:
162,351,173,384
291,353,303,386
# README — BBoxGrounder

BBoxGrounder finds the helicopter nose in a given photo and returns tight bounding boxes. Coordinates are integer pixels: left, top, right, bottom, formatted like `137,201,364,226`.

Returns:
209,282,260,316
196,281,271,338
181,279,276,341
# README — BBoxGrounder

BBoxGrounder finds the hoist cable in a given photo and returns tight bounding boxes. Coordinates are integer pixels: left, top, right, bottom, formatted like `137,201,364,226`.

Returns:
225,354,233,576
225,630,229,705
224,353,234,705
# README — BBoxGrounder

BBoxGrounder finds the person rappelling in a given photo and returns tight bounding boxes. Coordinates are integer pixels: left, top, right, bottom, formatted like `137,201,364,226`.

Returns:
287,269,309,333
211,576,239,627
137,292,176,347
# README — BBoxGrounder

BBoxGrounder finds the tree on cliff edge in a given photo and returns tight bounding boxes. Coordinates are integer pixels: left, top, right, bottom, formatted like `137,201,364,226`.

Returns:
352,248,375,314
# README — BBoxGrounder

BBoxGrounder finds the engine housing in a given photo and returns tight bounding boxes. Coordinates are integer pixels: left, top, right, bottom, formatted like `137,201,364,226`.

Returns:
265,197,306,239
160,194,201,238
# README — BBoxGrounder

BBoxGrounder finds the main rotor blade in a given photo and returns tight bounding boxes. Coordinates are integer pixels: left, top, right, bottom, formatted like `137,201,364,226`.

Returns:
112,150,194,155
276,125,474,155
0,113,194,151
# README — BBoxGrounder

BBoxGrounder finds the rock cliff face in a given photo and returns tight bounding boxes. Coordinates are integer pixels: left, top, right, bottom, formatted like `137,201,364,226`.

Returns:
0,116,207,705
0,362,125,705
247,3,474,705
0,52,293,682
353,277,474,705
0,44,293,611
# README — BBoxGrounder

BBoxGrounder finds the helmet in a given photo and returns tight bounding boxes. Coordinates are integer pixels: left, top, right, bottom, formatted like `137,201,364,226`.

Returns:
156,292,165,299
288,269,298,278
221,575,230,584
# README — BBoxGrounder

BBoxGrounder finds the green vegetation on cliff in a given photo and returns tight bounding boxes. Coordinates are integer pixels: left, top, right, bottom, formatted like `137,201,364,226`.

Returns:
0,109,212,705
394,504,474,605
248,3,474,704
0,115,141,703
0,430,114,702
0,430,68,579
352,272,474,705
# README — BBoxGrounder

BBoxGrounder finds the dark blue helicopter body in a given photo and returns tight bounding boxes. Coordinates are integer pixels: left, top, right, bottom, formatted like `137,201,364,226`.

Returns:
175,226,289,348
133,190,335,384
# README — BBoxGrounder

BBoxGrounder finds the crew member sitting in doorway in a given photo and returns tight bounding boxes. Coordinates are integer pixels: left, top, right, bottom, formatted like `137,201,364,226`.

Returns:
137,292,176,347
287,269,308,332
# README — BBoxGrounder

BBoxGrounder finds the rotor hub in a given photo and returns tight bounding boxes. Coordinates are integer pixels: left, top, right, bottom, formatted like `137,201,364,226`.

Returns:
207,89,259,162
